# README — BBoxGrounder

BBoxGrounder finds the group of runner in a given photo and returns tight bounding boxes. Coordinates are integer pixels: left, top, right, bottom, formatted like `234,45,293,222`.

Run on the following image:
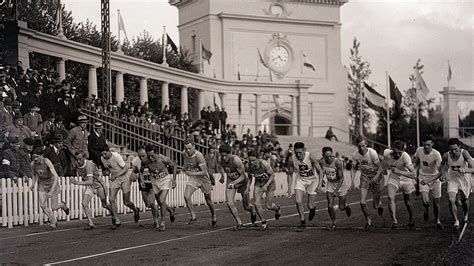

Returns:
29,136,472,232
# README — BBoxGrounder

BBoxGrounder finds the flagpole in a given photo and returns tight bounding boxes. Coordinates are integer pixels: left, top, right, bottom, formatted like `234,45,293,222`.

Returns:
447,60,451,88
199,39,203,74
300,51,303,75
57,0,64,38
163,26,168,66
255,50,259,81
359,81,364,137
415,78,420,148
117,10,122,52
386,71,391,149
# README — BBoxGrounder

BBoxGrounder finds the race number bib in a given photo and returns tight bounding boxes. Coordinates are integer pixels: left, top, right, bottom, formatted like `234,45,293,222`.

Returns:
323,167,337,182
298,164,314,177
255,173,269,183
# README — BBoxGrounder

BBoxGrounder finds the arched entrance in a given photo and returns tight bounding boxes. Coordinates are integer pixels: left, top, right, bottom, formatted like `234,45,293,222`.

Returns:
261,108,293,136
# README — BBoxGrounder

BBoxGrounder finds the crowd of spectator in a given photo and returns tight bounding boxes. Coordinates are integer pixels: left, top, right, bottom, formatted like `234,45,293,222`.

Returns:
0,61,291,180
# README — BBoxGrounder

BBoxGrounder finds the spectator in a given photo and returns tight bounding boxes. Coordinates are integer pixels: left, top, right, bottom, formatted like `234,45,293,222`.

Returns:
88,122,107,168
0,97,13,131
2,136,33,180
23,105,43,135
7,113,33,143
43,135,70,177
325,126,338,141
220,107,227,134
64,115,89,166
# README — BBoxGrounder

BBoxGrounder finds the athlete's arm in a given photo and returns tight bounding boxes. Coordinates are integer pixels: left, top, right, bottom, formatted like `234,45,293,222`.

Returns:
162,155,178,183
29,162,38,191
45,159,60,195
73,163,95,186
421,152,444,184
286,158,294,195
185,154,208,177
111,154,129,178
459,150,474,174
333,159,345,194
391,154,416,179
262,160,275,190
309,153,322,177
439,153,449,182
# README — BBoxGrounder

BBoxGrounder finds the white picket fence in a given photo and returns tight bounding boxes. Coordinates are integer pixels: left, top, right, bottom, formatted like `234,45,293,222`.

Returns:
0,173,290,228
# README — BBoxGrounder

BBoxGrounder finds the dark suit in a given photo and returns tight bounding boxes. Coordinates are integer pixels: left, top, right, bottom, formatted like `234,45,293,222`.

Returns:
43,146,69,177
88,130,107,167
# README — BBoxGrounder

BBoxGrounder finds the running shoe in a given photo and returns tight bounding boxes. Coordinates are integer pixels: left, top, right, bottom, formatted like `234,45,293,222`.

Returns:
169,208,176,223
188,217,197,225
133,208,140,223
158,224,166,232
259,222,268,231
345,205,352,217
377,206,384,216
84,224,95,230
328,224,336,231
453,220,460,230
362,222,372,231
436,222,443,230
211,218,217,228
296,221,306,232
309,208,316,221
47,223,57,230
423,209,429,222
391,222,398,229
274,205,281,220
251,211,257,224
64,207,70,216
233,223,242,231
463,215,469,223
408,221,416,230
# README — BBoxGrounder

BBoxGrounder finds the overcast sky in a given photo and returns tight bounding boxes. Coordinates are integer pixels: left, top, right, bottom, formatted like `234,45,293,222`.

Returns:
63,0,473,101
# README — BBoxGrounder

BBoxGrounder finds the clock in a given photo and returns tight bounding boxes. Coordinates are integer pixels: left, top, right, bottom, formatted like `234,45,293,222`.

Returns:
263,34,294,79
269,46,289,68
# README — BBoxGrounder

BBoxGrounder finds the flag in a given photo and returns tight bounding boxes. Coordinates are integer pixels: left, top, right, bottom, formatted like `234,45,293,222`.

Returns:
166,33,178,53
447,62,452,82
238,69,241,81
273,95,283,113
257,48,268,68
118,10,128,41
389,76,402,107
213,92,222,110
55,3,61,29
201,44,212,64
302,52,316,71
364,82,385,112
238,94,242,114
414,67,429,101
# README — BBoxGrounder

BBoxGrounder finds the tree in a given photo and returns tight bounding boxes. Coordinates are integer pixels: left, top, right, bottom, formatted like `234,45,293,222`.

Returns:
347,37,372,137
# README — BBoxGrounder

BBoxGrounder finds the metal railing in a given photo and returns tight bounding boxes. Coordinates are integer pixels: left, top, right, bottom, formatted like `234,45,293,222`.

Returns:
80,109,209,167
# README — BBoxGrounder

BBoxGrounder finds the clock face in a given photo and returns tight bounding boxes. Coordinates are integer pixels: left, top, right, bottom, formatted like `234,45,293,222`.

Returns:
269,46,289,68
270,4,284,16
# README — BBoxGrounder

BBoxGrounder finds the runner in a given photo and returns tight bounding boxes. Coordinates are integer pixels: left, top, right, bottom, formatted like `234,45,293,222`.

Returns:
246,149,281,230
351,137,384,231
383,140,417,229
413,135,443,228
320,147,351,231
183,139,217,228
218,143,256,230
141,145,177,231
70,151,116,230
100,145,140,227
131,147,175,228
441,138,473,230
287,142,323,232
30,147,69,229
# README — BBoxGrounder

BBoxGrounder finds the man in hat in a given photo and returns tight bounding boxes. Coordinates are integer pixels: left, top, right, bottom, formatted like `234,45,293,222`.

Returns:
43,135,69,177
41,112,57,141
7,113,33,143
65,115,89,167
58,94,74,127
0,97,13,131
70,87,80,111
24,105,43,135
88,122,107,168
2,136,33,180
41,84,57,116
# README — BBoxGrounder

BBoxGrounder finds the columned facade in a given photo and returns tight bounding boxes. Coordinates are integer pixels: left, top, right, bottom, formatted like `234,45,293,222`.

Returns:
181,86,189,114
88,66,98,98
115,72,124,104
161,81,169,110
255,94,261,134
57,58,66,82
139,78,148,105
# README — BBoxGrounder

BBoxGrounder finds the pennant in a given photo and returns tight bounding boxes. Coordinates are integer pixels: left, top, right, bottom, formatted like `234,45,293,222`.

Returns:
118,10,129,41
238,94,242,114
302,52,316,71
213,92,222,110
273,95,283,113
364,82,385,112
447,62,452,82
414,67,429,101
257,48,268,68
389,76,402,108
201,44,212,64
166,33,178,53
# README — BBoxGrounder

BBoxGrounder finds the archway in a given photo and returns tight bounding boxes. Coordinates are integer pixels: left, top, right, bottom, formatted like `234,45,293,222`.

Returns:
260,108,293,136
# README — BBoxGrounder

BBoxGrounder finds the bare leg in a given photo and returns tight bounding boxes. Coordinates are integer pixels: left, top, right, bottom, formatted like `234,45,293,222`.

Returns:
109,187,121,224
295,189,306,223
254,186,266,223
327,193,336,225
82,194,94,226
360,188,371,224
39,192,56,226
226,188,242,225
387,184,398,225
184,185,198,220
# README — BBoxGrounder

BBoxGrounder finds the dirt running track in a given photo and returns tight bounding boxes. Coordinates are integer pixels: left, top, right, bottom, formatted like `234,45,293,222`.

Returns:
0,188,472,265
